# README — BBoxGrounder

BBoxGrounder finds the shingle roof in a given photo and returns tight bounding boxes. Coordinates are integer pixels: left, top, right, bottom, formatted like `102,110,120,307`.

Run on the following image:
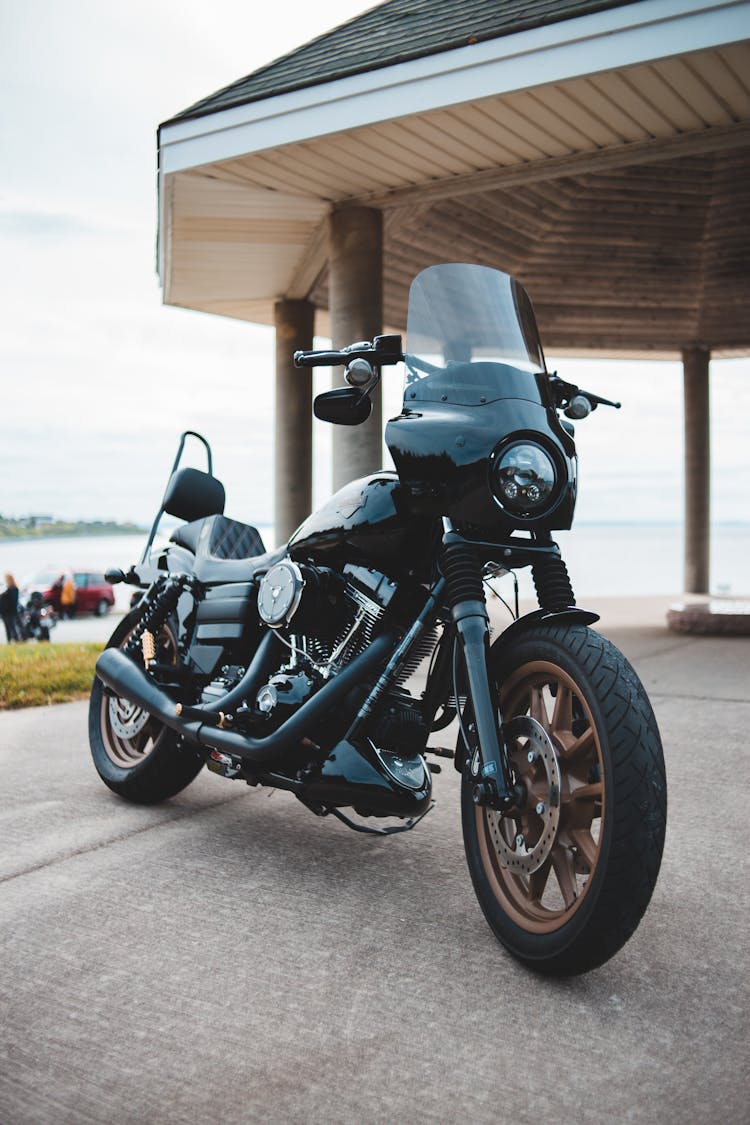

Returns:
166,0,641,124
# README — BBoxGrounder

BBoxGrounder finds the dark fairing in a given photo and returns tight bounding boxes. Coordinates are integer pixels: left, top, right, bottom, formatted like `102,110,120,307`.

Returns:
384,263,578,532
386,396,577,531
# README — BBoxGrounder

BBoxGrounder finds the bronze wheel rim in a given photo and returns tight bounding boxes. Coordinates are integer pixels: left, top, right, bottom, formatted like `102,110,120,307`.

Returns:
475,660,605,934
99,624,177,769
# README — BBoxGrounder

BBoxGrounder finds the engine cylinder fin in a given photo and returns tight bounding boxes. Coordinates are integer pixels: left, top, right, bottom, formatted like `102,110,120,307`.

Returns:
288,578,384,674
395,626,440,684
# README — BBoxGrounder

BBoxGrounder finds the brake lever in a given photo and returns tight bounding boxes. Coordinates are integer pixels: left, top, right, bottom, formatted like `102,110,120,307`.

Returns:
587,391,621,409
549,375,620,412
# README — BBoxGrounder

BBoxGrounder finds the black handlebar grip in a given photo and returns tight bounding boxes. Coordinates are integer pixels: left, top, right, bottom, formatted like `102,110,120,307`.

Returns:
294,336,403,369
294,349,346,368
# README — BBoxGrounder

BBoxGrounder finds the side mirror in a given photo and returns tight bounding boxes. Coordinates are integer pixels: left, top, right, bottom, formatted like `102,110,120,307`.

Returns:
313,388,372,426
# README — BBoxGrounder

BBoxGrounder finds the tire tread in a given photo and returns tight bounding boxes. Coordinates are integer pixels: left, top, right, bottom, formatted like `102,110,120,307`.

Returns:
462,624,666,975
88,611,205,805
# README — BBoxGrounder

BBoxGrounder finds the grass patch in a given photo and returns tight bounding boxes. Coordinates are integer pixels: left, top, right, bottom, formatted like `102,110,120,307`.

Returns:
0,643,103,710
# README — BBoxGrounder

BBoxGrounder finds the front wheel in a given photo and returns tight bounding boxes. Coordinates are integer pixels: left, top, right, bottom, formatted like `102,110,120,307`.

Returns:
461,624,666,975
89,610,204,804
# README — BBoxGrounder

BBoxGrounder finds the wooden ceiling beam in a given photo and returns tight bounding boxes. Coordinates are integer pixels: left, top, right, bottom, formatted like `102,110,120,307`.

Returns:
350,122,750,210
286,218,329,300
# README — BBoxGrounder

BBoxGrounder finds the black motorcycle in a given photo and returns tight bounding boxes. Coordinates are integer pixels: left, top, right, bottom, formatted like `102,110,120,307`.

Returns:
19,590,56,642
91,263,666,975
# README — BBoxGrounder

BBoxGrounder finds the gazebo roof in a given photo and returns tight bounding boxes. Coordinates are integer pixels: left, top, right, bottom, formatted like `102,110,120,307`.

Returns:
157,0,750,356
168,0,640,123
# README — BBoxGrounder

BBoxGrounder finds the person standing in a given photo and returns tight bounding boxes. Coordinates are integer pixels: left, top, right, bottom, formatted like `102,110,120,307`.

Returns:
60,573,77,619
0,574,20,642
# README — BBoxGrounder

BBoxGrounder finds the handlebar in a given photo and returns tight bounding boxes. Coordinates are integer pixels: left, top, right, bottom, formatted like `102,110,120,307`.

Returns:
548,374,621,416
294,334,403,369
294,349,355,368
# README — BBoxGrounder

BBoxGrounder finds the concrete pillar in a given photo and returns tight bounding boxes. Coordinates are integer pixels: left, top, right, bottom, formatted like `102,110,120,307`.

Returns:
682,345,711,594
274,299,314,544
328,207,383,492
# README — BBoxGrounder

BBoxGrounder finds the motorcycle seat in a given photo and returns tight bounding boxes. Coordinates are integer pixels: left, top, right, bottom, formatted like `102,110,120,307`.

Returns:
170,513,263,557
194,545,287,585
169,514,285,584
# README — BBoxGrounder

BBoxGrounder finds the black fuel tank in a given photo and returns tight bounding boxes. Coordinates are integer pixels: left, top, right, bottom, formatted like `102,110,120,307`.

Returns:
288,473,410,569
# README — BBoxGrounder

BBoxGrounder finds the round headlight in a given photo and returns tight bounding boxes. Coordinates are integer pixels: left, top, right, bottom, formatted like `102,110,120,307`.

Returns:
493,442,557,516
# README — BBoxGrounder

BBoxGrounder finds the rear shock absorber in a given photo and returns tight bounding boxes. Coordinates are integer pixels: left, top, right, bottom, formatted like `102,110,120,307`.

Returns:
124,574,197,664
531,555,576,612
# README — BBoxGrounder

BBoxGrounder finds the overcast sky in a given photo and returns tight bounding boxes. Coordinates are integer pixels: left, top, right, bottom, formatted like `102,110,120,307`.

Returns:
1,0,748,530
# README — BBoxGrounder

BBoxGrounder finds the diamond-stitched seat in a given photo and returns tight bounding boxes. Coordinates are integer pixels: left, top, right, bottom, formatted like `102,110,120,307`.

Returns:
170,515,284,583
171,514,264,559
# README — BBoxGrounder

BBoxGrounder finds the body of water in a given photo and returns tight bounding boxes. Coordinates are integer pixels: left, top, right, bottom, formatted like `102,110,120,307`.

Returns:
0,523,746,609
516,522,748,600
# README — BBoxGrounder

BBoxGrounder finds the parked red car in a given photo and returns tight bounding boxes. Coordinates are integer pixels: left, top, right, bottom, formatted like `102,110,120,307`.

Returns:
22,571,115,616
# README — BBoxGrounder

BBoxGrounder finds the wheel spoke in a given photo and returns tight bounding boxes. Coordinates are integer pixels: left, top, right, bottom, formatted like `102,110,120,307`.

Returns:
551,846,578,909
501,816,519,847
570,828,599,870
480,652,611,936
557,726,595,761
550,684,572,739
570,781,603,803
528,856,553,902
133,726,153,754
529,685,549,730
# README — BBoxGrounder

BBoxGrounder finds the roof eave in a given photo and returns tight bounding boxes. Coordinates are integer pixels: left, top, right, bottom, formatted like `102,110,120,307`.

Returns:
158,0,750,176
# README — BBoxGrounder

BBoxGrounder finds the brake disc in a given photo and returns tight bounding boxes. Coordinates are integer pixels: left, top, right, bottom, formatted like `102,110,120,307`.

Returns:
485,714,562,876
109,696,151,740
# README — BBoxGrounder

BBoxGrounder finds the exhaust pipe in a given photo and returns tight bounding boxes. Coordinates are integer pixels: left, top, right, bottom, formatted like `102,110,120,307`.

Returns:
95,633,396,768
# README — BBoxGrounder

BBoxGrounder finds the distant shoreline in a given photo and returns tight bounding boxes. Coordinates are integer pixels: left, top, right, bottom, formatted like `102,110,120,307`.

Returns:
0,522,147,540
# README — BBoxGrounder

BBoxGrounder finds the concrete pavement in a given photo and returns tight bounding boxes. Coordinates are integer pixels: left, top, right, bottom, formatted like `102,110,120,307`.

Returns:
0,609,748,1124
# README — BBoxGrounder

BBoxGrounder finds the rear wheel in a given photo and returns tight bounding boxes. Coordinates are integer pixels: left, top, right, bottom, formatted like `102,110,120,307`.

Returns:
96,598,110,616
89,611,204,804
461,624,666,975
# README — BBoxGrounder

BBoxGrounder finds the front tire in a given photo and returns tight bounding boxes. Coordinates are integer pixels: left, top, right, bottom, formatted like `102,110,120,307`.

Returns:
89,611,204,804
461,624,666,975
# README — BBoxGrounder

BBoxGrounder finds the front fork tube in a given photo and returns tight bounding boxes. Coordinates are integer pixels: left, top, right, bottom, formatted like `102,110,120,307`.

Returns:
453,599,517,810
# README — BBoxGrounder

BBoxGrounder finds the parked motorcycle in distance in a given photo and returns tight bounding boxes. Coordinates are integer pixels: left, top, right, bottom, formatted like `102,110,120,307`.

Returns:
18,591,56,642
90,263,666,975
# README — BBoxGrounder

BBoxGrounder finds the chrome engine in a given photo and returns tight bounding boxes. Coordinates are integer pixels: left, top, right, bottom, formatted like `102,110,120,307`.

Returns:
252,562,437,726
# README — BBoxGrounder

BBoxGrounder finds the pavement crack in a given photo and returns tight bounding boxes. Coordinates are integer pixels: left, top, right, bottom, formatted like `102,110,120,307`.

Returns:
0,789,253,886
650,691,750,705
631,639,705,661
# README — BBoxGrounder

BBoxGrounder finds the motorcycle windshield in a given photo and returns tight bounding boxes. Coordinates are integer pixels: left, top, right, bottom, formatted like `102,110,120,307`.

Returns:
404,263,547,406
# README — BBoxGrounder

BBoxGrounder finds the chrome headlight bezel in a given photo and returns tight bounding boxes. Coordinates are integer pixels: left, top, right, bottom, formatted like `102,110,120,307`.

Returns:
489,436,564,521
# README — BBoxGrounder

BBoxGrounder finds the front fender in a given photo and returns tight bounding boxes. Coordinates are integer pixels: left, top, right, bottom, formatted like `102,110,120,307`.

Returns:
490,606,600,662
452,606,601,776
